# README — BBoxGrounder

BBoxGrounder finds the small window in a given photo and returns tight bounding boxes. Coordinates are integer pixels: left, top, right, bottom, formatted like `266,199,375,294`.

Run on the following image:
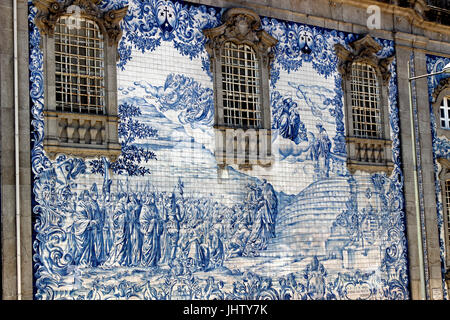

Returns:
350,62,381,139
440,96,450,129
54,16,105,115
221,42,261,128
445,179,450,248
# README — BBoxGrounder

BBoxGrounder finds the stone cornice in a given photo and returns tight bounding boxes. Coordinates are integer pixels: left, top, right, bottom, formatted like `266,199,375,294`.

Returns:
336,0,450,34
187,0,450,37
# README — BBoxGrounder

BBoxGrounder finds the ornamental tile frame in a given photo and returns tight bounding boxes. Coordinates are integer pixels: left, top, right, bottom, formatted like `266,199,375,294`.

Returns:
27,0,410,300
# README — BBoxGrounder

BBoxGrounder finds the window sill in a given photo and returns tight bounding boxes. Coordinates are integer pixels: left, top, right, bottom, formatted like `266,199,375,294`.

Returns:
346,136,394,175
43,111,120,161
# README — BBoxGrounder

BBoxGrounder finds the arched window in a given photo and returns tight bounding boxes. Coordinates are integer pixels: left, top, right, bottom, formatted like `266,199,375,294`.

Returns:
431,77,450,140
54,16,105,115
221,41,261,128
33,0,128,161
203,8,277,169
350,62,382,139
335,35,394,175
440,96,450,129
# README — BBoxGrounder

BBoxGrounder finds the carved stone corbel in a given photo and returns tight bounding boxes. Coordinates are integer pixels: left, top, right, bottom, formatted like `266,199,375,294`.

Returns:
410,0,429,19
437,158,450,180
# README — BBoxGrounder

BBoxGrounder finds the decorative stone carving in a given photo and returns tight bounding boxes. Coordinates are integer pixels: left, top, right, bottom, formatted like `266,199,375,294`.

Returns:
44,111,121,161
33,0,128,47
203,8,277,73
432,77,450,104
437,158,450,180
410,0,429,19
346,137,394,175
335,35,394,85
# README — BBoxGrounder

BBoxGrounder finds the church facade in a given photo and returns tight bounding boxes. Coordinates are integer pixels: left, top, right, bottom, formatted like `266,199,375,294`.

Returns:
1,0,450,300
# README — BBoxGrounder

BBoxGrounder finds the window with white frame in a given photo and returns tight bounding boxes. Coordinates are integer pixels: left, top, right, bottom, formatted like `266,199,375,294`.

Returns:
440,96,450,129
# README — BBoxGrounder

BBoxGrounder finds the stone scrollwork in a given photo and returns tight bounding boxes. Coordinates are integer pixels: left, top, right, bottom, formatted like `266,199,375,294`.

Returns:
203,8,278,73
33,0,128,47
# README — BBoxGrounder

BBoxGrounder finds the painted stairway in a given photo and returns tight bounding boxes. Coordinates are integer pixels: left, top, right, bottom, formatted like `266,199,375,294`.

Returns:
261,176,352,258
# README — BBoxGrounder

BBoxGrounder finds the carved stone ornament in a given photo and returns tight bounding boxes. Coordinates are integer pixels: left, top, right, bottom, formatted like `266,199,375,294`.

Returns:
432,76,450,104
410,0,429,19
335,34,394,85
203,8,278,70
32,0,128,46
438,158,450,180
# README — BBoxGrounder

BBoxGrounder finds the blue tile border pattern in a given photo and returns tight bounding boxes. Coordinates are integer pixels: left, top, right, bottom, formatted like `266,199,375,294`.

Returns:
28,0,409,300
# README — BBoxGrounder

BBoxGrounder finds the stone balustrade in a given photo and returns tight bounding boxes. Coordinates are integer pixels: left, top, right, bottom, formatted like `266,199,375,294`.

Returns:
43,111,121,161
346,137,394,174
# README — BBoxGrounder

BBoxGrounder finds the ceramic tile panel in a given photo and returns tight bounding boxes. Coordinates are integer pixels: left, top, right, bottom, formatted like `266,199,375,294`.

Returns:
29,0,408,300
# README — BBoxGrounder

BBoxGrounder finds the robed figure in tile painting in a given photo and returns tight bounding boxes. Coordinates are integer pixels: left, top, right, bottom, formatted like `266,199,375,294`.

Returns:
139,195,164,267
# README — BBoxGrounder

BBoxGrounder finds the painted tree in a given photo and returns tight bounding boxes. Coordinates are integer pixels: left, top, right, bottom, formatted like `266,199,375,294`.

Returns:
90,102,158,176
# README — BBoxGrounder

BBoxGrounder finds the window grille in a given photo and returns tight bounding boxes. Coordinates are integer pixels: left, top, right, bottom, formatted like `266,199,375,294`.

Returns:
440,96,450,129
350,62,381,138
446,179,450,248
221,42,261,128
54,16,105,115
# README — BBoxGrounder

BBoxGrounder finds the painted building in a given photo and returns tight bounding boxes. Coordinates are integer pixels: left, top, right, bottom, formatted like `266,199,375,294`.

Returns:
1,0,450,300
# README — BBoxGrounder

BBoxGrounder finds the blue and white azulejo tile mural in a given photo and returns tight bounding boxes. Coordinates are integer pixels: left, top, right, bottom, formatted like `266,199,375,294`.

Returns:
29,0,409,299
